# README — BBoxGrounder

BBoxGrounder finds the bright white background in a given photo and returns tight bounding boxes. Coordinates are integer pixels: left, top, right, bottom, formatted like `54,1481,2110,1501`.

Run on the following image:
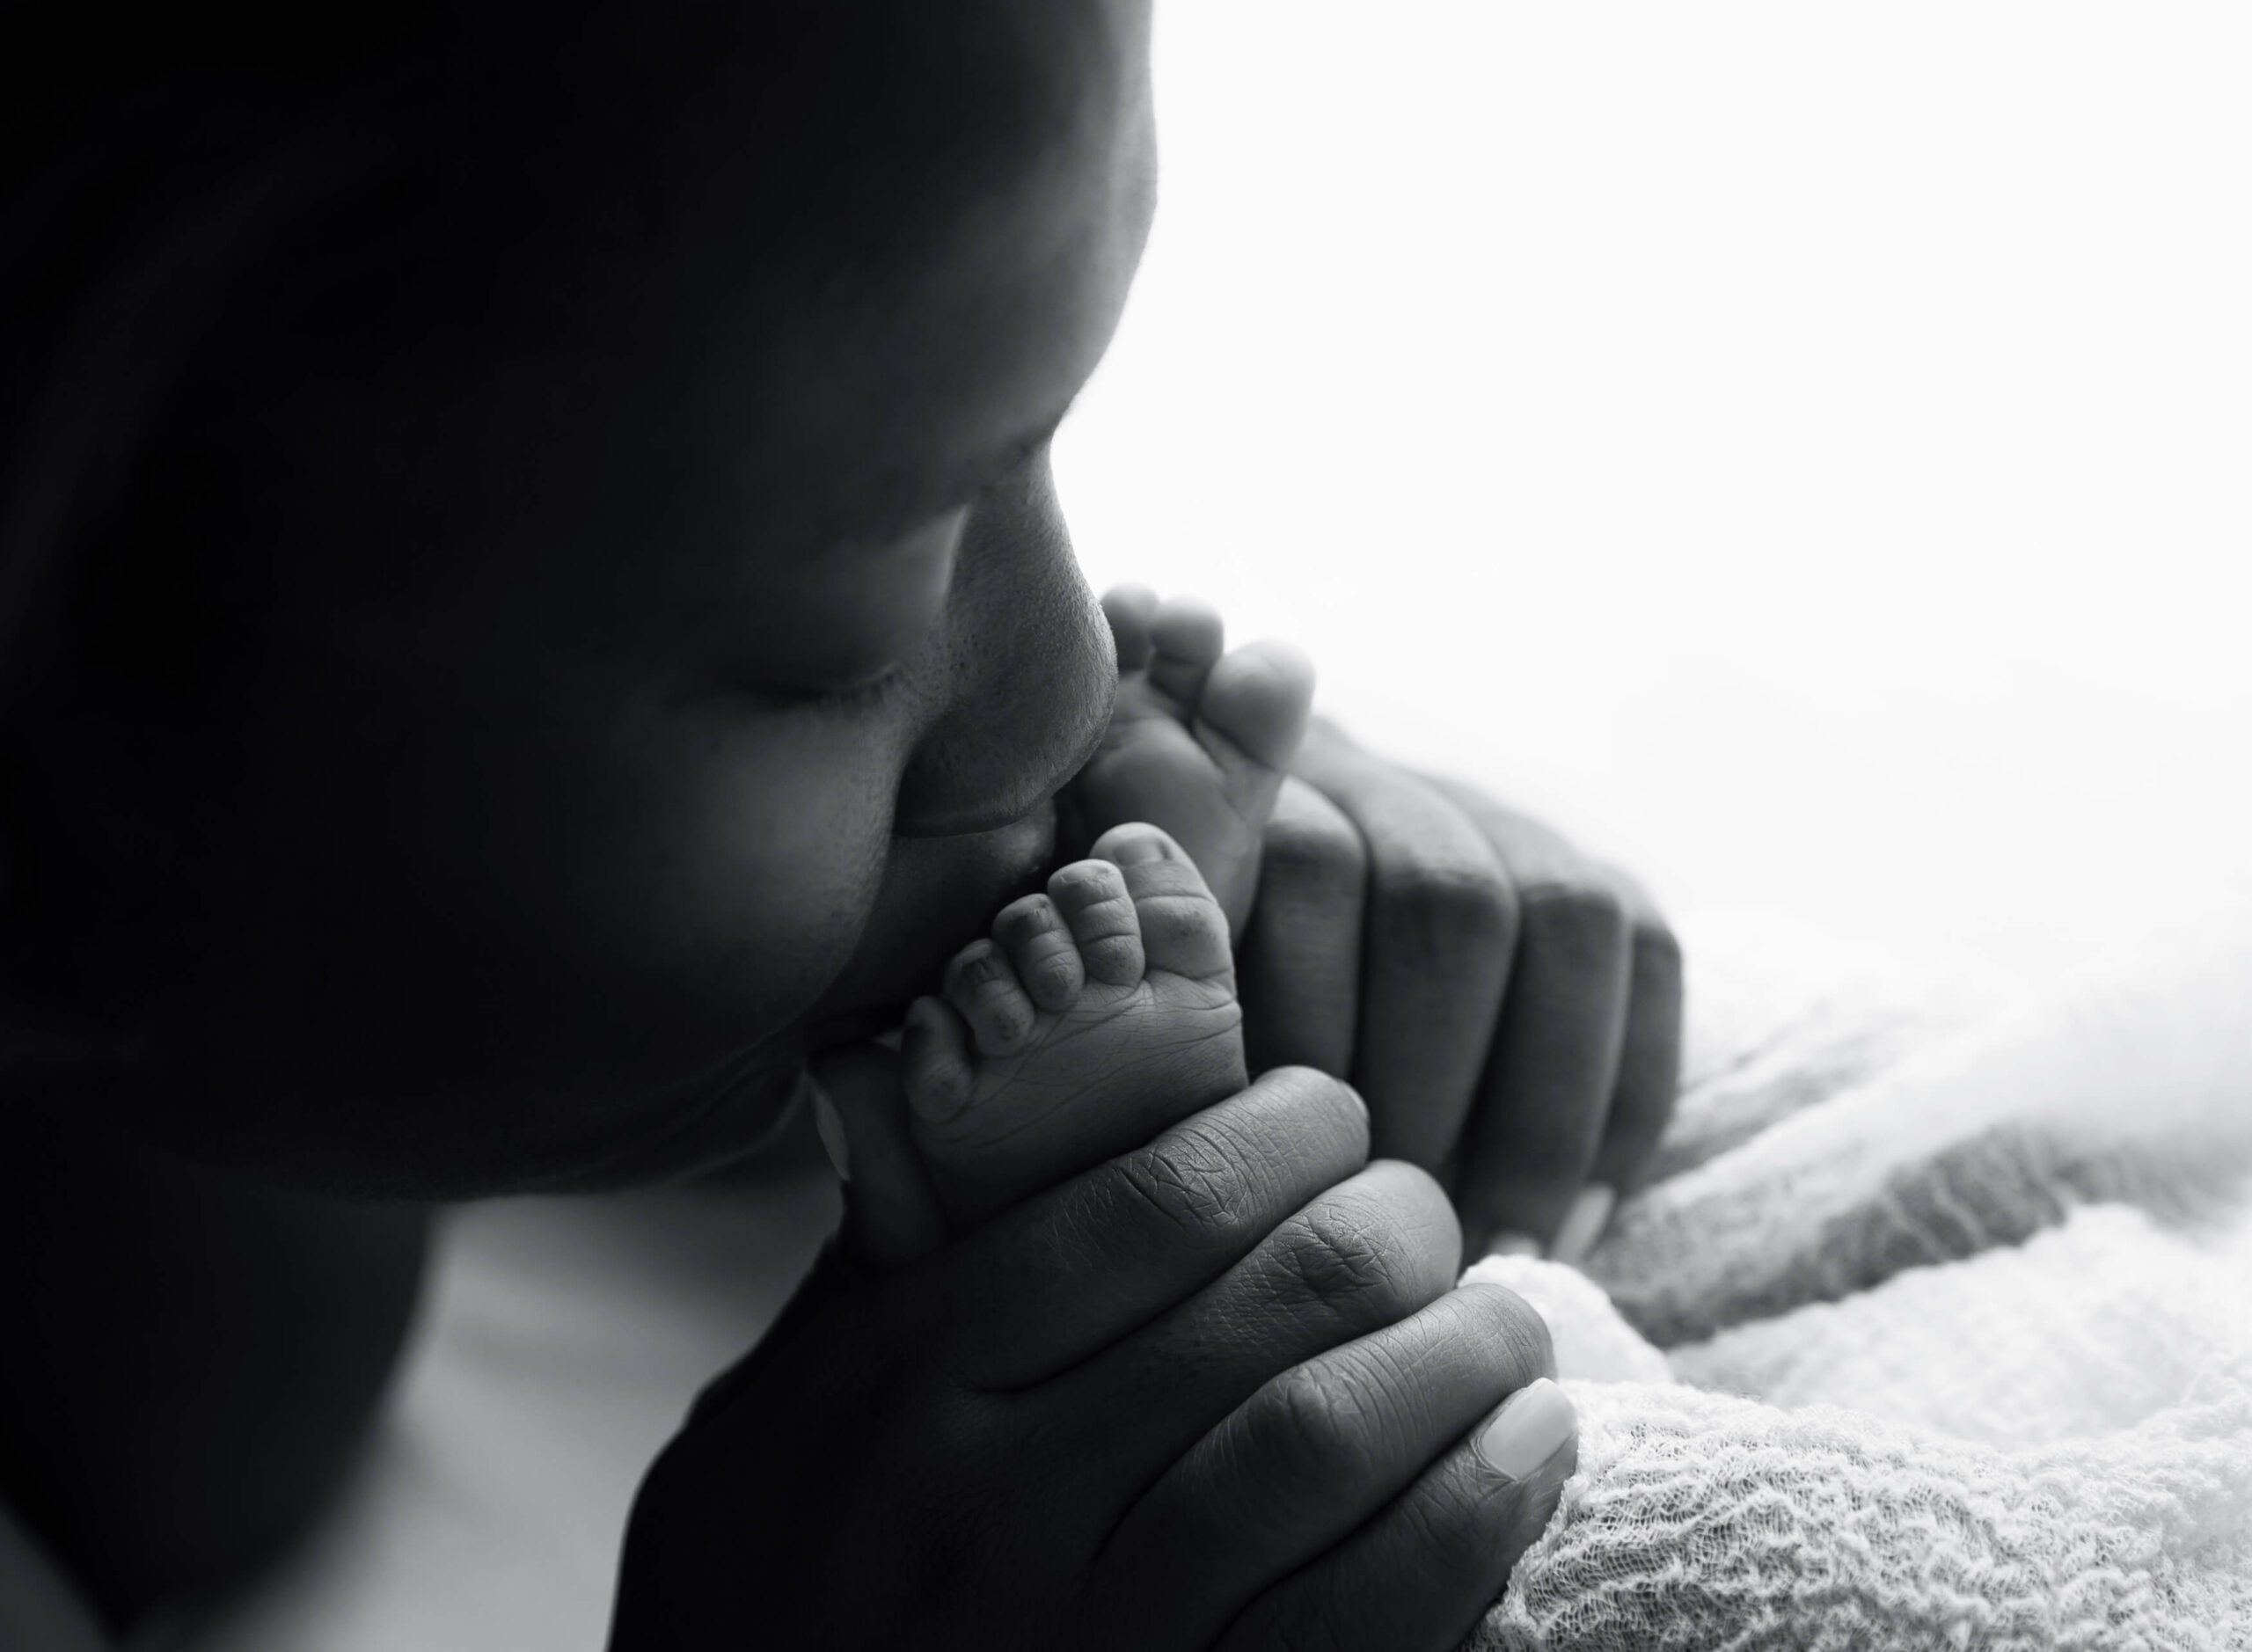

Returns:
1057,2,2252,981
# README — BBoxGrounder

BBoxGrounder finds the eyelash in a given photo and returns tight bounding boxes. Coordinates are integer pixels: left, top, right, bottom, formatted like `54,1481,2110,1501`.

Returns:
782,430,1057,713
811,665,905,711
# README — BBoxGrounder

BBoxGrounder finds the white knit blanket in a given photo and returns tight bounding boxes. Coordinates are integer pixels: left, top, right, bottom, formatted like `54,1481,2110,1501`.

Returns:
1462,911,2252,1651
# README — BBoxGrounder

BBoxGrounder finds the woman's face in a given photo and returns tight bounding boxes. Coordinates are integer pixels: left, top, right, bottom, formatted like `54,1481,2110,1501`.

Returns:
13,2,1158,1194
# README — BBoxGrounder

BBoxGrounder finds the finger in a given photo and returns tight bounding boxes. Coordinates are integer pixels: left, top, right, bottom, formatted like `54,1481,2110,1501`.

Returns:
926,1066,1371,1388
1239,776,1364,1078
1585,870,1685,1217
1429,785,1633,1261
1217,1377,1578,1652
1093,1283,1559,1648
1291,735,1518,1173
1044,1159,1461,1474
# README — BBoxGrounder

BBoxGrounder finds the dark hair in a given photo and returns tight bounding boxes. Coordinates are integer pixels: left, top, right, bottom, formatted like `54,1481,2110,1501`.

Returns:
0,5,489,717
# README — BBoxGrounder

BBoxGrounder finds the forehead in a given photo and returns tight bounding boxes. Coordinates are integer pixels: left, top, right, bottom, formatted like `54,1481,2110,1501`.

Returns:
704,2,1159,545
306,0,1156,552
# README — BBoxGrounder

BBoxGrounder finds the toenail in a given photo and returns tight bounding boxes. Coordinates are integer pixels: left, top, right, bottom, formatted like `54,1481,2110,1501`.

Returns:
954,950,1005,985
1109,830,1174,866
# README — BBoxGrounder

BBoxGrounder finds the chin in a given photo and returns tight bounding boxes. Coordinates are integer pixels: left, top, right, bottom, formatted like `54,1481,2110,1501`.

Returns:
539,1059,817,1193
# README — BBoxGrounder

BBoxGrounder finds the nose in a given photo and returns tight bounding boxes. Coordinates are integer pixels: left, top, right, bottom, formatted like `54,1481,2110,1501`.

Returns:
892,457,1116,838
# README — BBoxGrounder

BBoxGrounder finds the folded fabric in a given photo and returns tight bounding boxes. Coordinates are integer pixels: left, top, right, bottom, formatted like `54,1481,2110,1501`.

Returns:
1464,913,2252,1650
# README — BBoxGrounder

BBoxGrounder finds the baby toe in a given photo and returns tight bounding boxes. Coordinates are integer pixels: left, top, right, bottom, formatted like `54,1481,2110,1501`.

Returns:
1146,595,1226,704
1196,639,1317,773
1101,584,1159,673
1047,854,1146,987
1090,823,1235,984
901,995,976,1125
993,892,1085,1014
943,939,1038,1056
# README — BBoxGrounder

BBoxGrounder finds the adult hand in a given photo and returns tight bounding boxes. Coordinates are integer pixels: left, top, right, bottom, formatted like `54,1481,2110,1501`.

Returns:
611,1068,1575,1651
1235,718,1685,1264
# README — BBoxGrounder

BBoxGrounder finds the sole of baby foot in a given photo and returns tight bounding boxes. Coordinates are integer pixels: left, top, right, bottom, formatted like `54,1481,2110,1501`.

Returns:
1076,591,1317,935
901,822,1248,1231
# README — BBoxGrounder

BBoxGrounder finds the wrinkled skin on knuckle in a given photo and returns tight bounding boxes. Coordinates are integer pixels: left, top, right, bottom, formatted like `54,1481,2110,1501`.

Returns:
1112,1122,1261,1254
1238,1359,1388,1500
1265,1193,1419,1322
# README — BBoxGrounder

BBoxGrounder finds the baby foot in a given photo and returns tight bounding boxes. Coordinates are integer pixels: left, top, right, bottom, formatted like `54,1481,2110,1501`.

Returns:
1069,588,1316,936
902,822,1247,1230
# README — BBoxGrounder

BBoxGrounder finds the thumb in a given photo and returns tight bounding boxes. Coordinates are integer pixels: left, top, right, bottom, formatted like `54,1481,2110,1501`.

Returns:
808,1041,949,1271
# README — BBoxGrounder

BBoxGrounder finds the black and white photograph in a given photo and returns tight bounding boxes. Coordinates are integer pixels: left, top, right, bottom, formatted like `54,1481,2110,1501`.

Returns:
4,4,2248,1648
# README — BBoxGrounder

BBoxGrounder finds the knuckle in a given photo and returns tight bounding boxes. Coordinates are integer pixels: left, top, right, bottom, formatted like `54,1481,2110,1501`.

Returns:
1380,860,1517,952
1244,1363,1382,1488
1261,806,1366,883
1519,880,1631,947
1270,1198,1408,1317
1112,1129,1258,1254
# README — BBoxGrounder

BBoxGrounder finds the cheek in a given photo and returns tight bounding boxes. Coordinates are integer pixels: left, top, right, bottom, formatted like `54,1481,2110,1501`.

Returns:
378,698,904,1057
143,683,910,1183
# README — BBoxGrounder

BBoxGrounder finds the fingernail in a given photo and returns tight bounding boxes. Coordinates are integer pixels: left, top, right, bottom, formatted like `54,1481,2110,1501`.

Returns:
1487,1232,1544,1260
1549,1184,1617,1266
1108,827,1173,866
1475,1378,1576,1481
813,1090,851,1183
